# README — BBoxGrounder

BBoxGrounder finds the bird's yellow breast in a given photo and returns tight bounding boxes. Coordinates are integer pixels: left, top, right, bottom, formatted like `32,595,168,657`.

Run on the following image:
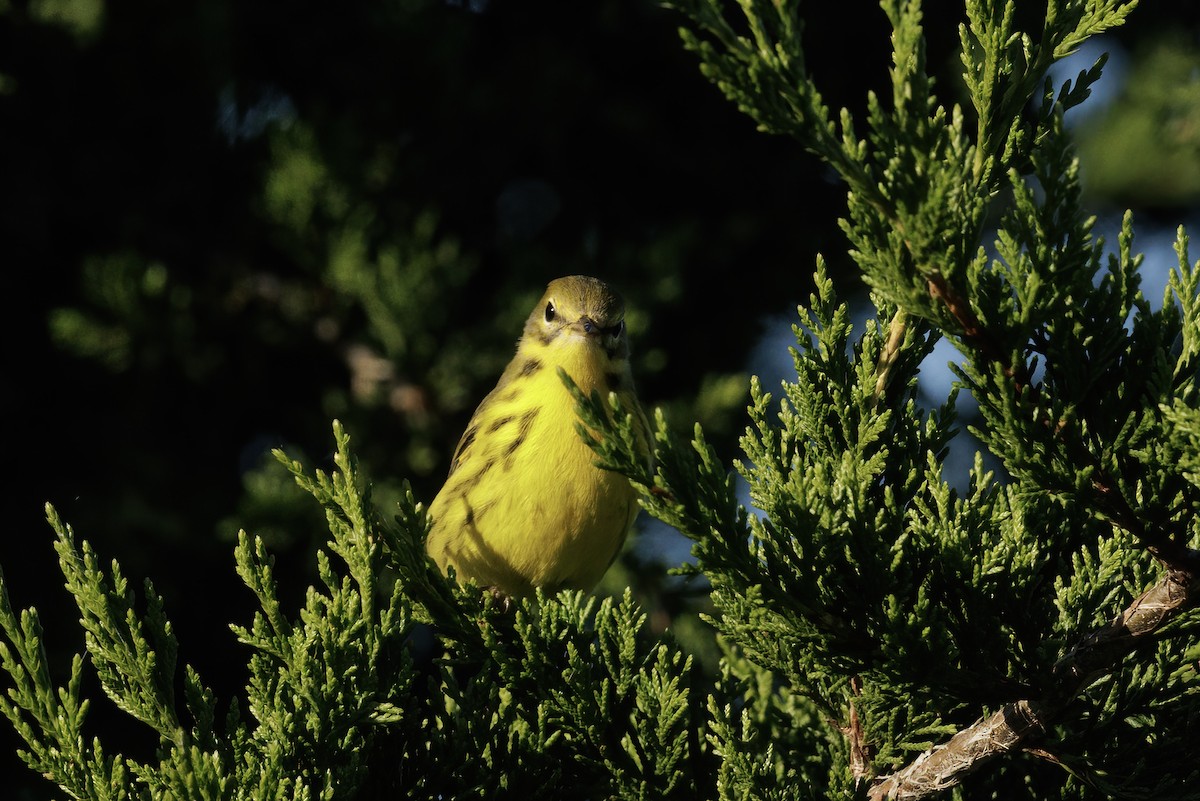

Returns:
426,334,640,597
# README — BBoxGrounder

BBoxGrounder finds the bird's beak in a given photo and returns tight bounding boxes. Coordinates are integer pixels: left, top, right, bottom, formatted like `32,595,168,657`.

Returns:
574,316,623,342
576,316,603,337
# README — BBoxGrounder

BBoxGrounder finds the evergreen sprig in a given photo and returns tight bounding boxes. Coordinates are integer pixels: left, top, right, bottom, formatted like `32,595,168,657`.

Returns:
0,507,227,800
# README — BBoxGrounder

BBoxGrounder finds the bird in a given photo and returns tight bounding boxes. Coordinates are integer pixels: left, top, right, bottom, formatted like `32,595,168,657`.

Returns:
425,275,651,600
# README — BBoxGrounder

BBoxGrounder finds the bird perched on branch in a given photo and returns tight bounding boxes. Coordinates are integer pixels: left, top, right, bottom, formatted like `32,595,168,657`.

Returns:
426,275,651,599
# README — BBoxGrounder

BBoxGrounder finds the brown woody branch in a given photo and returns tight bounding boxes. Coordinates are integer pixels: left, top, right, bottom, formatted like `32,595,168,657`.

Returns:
847,676,873,787
925,273,1029,389
866,565,1199,800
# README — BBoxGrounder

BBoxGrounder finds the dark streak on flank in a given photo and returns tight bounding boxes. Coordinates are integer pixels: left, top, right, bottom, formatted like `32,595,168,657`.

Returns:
519,358,543,377
448,426,478,476
603,341,621,360
534,329,554,347
502,409,539,470
474,500,496,523
517,408,538,439
605,371,624,393
472,457,497,483
487,414,514,433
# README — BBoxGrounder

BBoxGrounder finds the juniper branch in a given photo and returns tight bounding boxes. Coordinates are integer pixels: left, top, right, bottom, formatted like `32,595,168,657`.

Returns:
49,506,186,747
867,567,1199,800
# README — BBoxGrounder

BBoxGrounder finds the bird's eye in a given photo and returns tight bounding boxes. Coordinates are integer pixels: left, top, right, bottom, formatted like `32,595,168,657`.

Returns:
615,320,625,337
544,301,556,323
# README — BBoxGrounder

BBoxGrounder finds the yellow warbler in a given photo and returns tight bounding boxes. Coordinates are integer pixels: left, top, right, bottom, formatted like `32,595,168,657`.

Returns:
426,275,651,599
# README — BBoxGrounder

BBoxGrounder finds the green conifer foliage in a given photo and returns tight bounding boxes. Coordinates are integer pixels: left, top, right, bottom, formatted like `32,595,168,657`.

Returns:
1,425,702,800
3,1,1197,799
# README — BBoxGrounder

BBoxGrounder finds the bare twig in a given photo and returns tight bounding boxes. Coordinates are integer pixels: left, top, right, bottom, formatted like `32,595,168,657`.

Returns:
925,273,1026,388
868,700,1047,801
866,567,1200,800
872,310,910,407
1051,567,1198,689
846,676,873,787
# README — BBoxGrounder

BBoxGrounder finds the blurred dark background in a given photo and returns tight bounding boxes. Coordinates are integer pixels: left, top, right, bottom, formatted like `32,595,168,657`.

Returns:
1,0,1196,796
